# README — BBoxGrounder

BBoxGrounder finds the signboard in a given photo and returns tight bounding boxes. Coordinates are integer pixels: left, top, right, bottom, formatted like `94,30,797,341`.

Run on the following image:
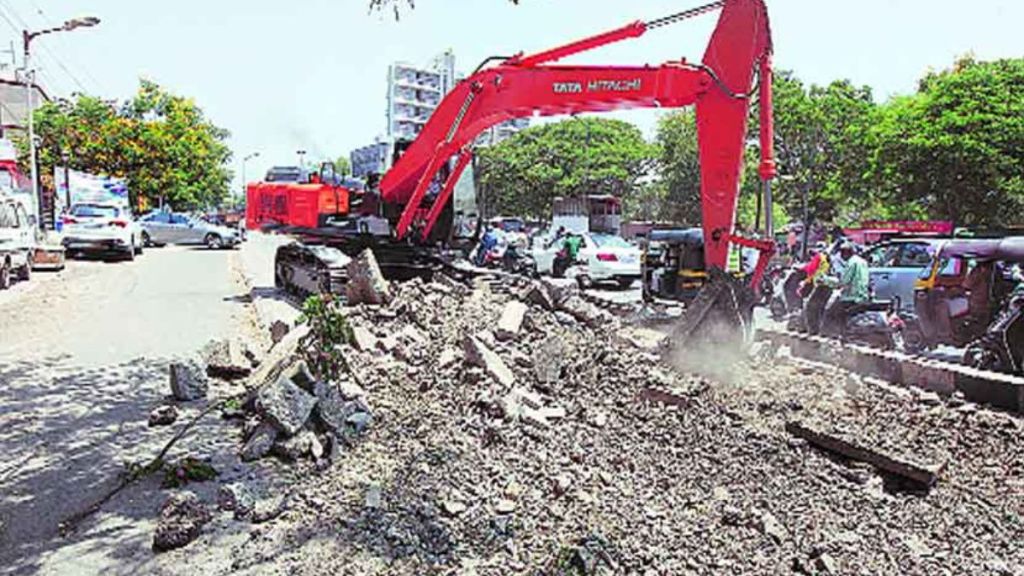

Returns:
54,167,129,212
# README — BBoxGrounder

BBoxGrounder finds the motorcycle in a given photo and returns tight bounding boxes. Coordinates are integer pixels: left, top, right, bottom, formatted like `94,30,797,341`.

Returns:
964,286,1024,375
502,243,537,277
793,283,906,351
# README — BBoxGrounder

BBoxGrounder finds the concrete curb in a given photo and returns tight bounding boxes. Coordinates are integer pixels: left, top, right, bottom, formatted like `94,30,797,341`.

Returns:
759,328,1024,413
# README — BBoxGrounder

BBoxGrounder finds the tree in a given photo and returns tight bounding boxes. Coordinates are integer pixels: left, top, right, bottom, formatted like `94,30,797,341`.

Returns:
25,79,233,212
867,57,1024,226
652,110,701,225
333,155,351,177
476,118,656,219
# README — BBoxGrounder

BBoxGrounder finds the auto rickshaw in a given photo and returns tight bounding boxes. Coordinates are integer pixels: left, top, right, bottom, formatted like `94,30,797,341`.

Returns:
913,236,1024,349
641,228,706,302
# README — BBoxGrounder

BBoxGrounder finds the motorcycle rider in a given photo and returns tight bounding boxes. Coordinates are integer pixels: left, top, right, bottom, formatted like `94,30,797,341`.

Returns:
822,241,870,330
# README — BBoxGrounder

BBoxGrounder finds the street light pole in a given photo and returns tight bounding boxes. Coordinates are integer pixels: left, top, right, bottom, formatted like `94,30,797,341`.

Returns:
241,152,259,196
297,150,307,169
22,16,100,226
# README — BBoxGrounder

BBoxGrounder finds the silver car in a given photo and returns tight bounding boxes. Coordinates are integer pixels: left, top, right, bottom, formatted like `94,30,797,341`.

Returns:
862,239,945,312
139,211,242,249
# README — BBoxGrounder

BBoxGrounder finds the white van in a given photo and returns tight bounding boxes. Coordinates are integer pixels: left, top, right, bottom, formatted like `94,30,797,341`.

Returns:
0,193,34,288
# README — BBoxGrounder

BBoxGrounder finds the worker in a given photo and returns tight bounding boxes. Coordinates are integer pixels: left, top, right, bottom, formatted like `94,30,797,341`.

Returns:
476,224,500,267
553,232,584,277
822,241,870,330
798,242,830,298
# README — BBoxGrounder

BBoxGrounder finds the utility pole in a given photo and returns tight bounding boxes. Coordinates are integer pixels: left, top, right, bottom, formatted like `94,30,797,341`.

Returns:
241,151,259,197
296,149,307,169
22,16,100,225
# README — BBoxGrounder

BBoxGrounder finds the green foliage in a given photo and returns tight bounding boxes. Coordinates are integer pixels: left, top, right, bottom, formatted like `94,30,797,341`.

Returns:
652,110,702,225
867,57,1024,226
161,456,218,488
24,79,232,212
298,294,354,381
476,118,657,219
334,156,352,177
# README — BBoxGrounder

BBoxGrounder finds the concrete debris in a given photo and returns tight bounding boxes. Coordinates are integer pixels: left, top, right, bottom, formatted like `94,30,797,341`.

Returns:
351,325,378,352
240,421,278,462
257,373,318,436
463,334,515,387
152,491,212,552
272,430,320,461
786,420,944,487
495,300,528,341
163,264,1024,574
346,249,391,305
148,405,179,427
169,360,208,401
218,483,256,518
203,339,253,379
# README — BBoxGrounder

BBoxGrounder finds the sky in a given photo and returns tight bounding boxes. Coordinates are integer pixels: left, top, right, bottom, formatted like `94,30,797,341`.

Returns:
0,0,1020,194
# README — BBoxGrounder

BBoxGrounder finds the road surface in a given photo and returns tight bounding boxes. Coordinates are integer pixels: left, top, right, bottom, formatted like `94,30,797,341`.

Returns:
0,245,266,574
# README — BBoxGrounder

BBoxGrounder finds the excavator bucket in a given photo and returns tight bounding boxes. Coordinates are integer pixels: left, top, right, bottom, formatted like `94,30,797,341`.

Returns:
664,267,758,370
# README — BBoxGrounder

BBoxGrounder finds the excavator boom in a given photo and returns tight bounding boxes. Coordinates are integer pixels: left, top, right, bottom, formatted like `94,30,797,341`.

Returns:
379,0,774,278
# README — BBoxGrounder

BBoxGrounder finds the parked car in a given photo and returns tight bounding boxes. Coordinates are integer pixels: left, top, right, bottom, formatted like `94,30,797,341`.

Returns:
0,193,34,288
532,232,641,288
861,238,946,312
62,202,143,261
139,211,242,249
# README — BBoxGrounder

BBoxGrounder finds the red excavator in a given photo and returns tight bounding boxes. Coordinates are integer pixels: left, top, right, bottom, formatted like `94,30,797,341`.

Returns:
272,0,777,345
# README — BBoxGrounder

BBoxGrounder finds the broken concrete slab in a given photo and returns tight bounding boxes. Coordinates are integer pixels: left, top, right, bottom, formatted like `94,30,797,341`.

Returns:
346,249,391,306
240,422,278,461
786,420,944,486
203,339,252,380
169,360,208,401
257,373,318,436
351,326,378,352
496,301,528,341
153,491,212,552
248,324,311,390
463,334,515,387
269,320,291,345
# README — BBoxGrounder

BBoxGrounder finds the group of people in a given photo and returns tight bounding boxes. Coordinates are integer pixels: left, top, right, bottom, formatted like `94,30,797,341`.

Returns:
782,240,870,334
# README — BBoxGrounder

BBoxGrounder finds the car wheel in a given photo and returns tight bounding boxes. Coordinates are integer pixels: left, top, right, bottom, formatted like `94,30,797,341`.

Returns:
142,231,152,247
0,260,10,290
124,240,136,262
206,234,224,250
17,255,31,281
134,240,144,256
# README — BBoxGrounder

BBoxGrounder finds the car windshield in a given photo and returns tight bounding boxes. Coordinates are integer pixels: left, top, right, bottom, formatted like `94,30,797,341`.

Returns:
72,204,119,219
591,234,631,249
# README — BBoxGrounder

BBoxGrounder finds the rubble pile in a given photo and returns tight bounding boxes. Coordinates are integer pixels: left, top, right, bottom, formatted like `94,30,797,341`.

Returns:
178,275,1023,574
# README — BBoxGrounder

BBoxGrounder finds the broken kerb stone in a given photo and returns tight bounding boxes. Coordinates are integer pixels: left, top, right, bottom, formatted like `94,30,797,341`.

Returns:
240,421,278,461
257,373,318,436
463,334,515,387
496,300,528,341
153,491,212,552
218,483,256,517
314,385,372,437
346,249,391,306
203,339,252,380
169,360,209,401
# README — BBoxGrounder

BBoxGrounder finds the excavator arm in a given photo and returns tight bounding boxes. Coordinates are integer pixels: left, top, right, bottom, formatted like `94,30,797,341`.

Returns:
380,0,775,281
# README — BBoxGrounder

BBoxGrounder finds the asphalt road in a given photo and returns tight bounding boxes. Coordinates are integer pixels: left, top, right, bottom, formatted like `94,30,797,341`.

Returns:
0,244,263,574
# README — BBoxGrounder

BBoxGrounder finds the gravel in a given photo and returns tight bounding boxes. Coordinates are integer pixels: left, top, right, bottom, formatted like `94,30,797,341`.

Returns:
195,276,1024,575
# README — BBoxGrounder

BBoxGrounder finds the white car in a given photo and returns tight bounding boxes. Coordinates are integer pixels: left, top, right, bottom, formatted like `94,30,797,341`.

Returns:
532,232,641,288
62,203,143,261
0,193,34,288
